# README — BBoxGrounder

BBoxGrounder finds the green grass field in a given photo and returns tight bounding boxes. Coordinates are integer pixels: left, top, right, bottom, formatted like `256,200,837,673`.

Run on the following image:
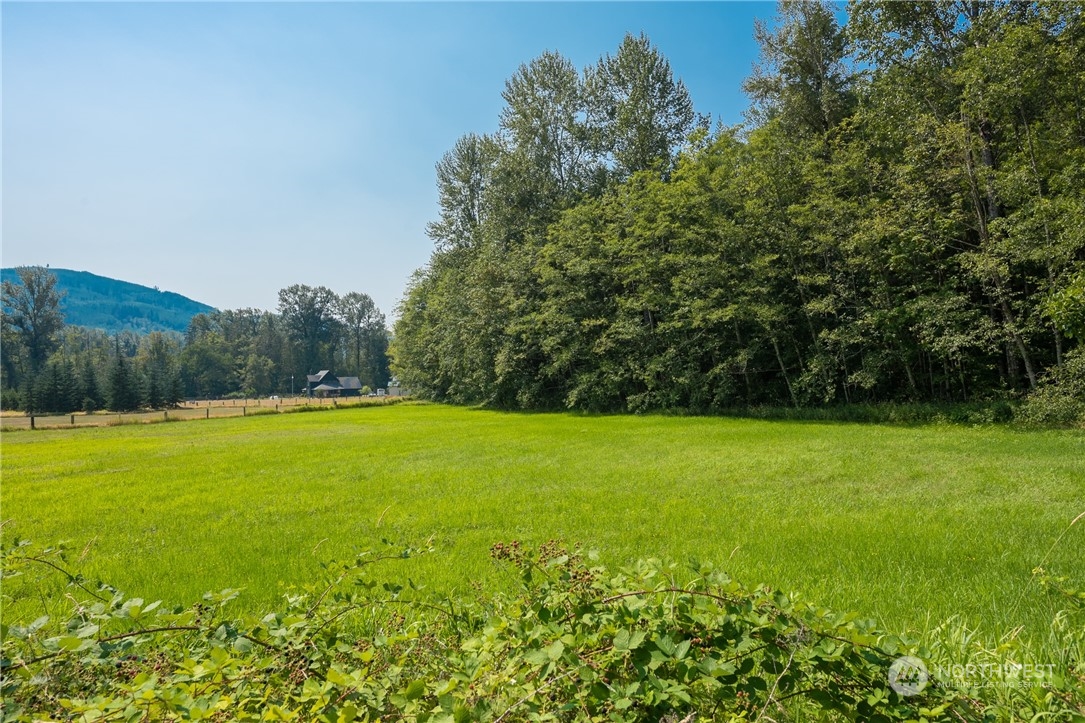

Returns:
2,403,1082,648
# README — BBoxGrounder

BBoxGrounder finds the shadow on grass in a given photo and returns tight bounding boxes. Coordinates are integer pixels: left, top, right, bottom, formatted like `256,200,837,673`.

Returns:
456,399,1030,428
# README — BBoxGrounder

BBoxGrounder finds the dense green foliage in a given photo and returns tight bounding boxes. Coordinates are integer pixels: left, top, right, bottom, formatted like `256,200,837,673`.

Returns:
0,267,215,335
3,539,1082,722
392,3,1085,419
1,269,391,412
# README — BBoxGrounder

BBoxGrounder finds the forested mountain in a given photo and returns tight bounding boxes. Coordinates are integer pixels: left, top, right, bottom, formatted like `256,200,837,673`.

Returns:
392,3,1085,421
0,268,215,334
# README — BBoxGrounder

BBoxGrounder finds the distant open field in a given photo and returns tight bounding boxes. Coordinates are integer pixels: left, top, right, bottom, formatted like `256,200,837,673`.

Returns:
0,395,406,429
1,403,1082,649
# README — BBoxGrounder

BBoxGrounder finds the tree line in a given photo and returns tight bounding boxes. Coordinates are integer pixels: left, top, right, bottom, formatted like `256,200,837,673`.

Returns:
1,267,390,414
392,2,1085,419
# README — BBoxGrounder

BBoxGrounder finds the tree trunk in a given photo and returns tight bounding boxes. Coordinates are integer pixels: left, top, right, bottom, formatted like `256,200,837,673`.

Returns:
771,335,798,406
1021,105,1065,368
999,296,1038,390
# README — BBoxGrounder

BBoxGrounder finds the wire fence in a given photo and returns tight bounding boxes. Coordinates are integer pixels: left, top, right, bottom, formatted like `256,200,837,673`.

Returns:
0,395,408,431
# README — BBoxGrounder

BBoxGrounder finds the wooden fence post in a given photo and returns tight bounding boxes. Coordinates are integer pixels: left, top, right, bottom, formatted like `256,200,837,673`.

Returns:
30,415,35,430
71,414,75,426
164,410,168,421
243,406,247,416
206,408,210,419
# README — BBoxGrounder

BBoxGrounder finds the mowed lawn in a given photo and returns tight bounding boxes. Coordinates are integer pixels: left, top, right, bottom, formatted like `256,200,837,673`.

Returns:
2,403,1082,644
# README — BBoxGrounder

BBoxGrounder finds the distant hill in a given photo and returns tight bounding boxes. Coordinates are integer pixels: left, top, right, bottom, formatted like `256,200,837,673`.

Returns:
1,267,216,335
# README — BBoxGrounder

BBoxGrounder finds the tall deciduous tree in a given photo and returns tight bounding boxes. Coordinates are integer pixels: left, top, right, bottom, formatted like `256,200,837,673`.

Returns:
337,291,387,386
1,266,66,373
501,51,594,200
586,32,697,178
744,1,855,136
426,134,500,252
278,284,340,376
179,331,233,399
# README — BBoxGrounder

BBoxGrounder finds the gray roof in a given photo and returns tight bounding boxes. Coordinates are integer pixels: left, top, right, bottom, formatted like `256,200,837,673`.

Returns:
308,373,362,392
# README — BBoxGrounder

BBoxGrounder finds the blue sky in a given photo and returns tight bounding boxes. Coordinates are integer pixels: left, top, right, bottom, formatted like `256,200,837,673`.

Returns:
2,2,776,319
